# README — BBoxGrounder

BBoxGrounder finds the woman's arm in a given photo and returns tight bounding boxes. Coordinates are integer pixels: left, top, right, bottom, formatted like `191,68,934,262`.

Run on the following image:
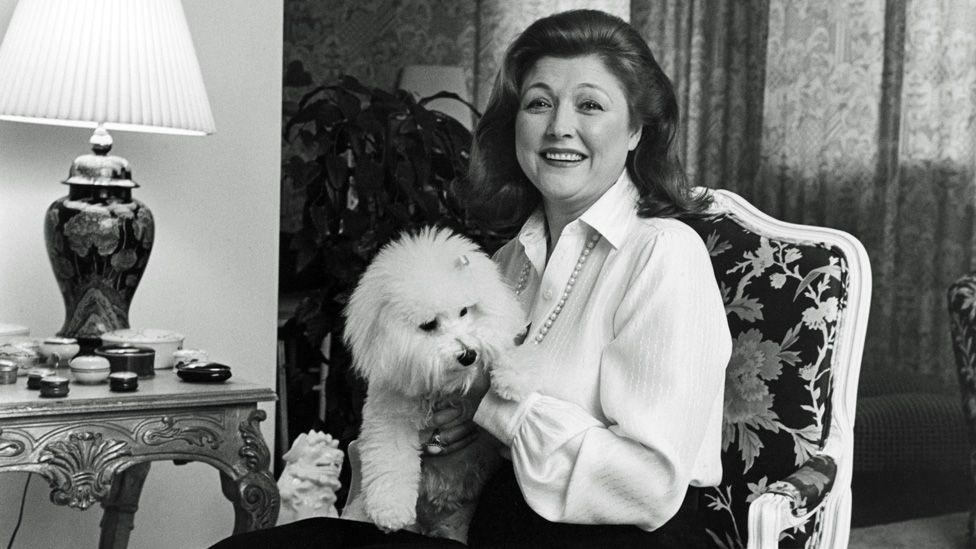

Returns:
476,227,732,530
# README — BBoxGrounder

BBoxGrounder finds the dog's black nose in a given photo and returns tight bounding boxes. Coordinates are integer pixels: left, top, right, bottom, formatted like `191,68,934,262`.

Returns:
457,349,478,366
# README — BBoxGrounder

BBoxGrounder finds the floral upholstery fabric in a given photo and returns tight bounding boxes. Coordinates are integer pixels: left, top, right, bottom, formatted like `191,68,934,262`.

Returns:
681,212,850,549
947,273,976,545
765,455,836,517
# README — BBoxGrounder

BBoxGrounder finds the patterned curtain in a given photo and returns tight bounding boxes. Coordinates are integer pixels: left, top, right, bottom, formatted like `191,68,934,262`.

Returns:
755,0,976,389
282,0,976,389
633,0,769,194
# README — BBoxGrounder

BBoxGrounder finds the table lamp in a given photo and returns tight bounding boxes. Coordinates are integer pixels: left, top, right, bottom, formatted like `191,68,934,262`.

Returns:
0,0,215,349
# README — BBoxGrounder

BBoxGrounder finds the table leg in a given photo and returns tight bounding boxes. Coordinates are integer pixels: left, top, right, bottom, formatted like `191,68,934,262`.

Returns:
98,461,151,549
219,468,279,533
218,409,280,533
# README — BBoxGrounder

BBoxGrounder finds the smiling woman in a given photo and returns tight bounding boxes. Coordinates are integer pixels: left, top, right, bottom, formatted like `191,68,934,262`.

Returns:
212,9,730,549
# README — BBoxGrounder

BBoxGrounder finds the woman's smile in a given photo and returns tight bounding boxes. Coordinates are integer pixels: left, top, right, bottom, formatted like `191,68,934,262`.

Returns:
539,147,588,165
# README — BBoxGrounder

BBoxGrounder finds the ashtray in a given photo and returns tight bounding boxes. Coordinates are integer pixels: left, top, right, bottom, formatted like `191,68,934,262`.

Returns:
175,362,231,383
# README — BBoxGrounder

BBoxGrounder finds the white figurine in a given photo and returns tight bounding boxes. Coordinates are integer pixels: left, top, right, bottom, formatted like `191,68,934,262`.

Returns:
276,430,344,525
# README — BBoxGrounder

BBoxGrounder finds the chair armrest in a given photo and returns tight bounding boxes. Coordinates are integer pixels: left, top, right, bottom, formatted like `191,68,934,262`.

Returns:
746,455,838,549
765,454,837,516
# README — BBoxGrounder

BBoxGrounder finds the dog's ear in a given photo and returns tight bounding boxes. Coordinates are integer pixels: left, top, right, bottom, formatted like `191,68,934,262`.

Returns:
344,280,418,393
344,274,386,381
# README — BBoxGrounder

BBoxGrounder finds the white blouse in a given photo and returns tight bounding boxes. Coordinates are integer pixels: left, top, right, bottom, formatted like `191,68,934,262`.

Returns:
473,170,732,531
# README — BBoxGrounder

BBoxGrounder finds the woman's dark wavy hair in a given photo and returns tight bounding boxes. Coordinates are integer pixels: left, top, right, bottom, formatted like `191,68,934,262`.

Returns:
461,9,711,233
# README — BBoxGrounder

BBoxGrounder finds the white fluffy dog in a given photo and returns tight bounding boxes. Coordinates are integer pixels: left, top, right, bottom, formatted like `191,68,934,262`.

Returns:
340,227,525,543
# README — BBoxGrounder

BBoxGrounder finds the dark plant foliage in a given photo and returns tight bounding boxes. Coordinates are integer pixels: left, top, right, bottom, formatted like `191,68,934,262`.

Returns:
280,64,506,450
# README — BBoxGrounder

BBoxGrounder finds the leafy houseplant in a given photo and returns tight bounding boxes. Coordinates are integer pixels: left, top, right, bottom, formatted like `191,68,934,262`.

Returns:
280,64,504,448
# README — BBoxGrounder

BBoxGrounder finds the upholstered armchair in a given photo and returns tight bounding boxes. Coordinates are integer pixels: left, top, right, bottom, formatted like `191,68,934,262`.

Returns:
948,273,976,548
682,189,871,549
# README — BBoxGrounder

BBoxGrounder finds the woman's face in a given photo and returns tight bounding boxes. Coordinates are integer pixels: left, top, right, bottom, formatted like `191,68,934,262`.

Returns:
515,54,642,215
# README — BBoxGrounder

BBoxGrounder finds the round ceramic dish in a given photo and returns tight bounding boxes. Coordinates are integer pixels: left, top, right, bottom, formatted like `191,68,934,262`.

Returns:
176,362,231,383
172,348,209,368
100,329,184,370
0,338,42,372
94,345,156,378
39,337,80,367
69,355,111,385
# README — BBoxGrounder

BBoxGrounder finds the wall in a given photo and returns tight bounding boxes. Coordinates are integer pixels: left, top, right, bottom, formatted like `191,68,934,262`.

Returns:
0,1,282,547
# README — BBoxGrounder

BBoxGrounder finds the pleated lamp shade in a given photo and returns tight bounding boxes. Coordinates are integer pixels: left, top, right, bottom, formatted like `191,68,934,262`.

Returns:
0,0,215,135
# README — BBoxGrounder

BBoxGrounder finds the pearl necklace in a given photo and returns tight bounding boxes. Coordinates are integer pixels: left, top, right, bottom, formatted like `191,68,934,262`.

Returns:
515,233,600,344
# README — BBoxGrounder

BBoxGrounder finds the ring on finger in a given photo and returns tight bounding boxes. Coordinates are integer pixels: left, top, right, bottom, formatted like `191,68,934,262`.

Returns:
429,431,446,448
425,430,447,454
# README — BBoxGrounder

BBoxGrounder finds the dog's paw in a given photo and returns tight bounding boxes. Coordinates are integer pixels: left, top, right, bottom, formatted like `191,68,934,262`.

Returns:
489,363,533,401
368,501,416,533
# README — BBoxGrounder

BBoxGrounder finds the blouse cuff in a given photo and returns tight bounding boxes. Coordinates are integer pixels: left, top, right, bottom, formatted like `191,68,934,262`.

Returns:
474,391,540,446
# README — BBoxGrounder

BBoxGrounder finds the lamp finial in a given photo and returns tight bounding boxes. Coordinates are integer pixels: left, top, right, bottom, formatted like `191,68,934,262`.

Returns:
89,125,113,155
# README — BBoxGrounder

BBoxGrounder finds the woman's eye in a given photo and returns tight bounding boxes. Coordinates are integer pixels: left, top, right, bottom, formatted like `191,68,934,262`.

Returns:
524,98,551,111
579,100,603,111
419,319,439,332
459,307,468,317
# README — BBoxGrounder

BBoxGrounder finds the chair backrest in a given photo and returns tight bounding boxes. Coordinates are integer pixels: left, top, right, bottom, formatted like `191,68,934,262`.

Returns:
948,274,976,444
681,188,871,548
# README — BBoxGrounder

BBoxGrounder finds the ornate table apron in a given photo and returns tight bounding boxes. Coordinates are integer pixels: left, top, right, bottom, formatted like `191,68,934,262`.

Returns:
0,378,278,548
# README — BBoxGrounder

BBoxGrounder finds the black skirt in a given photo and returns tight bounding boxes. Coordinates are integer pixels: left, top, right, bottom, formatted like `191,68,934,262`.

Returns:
210,465,708,549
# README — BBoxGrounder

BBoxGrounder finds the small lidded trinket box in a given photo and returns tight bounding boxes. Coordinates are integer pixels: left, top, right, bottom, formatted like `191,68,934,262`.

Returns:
108,371,139,392
69,355,111,385
0,359,18,384
39,376,69,398
26,367,56,390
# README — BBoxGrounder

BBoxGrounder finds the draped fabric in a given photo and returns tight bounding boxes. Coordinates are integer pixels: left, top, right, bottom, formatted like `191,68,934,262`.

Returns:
754,0,976,389
282,0,976,388
632,0,769,194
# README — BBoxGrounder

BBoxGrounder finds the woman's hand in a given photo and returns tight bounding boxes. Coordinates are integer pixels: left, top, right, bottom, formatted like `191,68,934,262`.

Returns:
422,401,481,456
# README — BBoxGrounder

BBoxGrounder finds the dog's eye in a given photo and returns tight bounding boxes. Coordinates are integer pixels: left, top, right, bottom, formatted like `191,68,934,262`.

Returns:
459,307,468,317
419,319,439,332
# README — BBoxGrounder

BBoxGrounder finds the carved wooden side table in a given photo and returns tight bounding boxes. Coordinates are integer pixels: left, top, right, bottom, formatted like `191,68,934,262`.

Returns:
0,373,279,548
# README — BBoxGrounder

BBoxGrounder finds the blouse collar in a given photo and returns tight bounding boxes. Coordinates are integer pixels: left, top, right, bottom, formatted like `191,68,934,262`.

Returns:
516,169,638,253
579,169,638,250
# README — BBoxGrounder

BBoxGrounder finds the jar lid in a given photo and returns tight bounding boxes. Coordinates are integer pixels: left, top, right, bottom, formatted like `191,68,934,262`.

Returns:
69,356,111,371
41,375,69,385
43,337,78,345
0,360,17,372
95,345,155,357
63,142,137,188
108,371,139,380
27,367,56,378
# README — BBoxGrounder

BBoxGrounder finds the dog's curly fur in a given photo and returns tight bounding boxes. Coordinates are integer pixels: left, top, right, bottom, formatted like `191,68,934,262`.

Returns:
340,227,525,543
